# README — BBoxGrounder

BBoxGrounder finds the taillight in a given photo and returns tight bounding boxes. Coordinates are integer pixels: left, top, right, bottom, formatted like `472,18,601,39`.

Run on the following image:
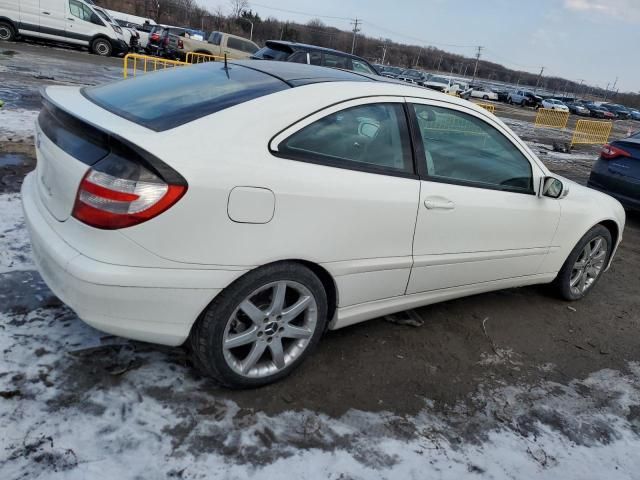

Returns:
72,150,186,229
151,33,159,41
163,36,169,46
600,144,631,160
178,39,184,49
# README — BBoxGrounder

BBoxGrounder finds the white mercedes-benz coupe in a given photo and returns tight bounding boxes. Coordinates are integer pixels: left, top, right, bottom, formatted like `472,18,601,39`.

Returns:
22,61,625,387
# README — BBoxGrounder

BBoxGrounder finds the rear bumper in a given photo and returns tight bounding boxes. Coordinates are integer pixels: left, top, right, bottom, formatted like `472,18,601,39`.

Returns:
21,173,243,346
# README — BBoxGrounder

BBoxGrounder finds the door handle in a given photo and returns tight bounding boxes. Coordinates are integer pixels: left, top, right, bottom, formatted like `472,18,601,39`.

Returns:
67,17,75,21
424,197,455,210
42,11,51,14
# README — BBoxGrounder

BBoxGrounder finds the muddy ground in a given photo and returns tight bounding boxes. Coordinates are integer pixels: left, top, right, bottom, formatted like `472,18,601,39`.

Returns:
1,40,640,478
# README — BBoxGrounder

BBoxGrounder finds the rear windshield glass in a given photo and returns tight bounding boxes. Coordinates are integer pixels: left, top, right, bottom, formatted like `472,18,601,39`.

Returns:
83,63,289,131
253,46,292,61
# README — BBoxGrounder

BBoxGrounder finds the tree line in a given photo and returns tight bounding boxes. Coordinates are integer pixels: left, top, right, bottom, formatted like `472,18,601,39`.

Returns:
96,0,639,107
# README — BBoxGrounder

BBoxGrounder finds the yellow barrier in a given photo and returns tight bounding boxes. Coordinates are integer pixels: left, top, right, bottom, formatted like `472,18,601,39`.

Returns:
571,119,613,146
123,54,189,79
185,52,225,64
534,108,570,129
476,103,495,114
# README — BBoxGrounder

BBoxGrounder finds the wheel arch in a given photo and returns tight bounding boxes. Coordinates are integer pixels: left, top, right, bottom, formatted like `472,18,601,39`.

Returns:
90,34,112,47
598,219,619,250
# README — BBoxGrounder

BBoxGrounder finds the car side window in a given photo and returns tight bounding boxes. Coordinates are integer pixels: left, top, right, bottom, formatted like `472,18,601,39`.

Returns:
288,51,308,64
412,104,533,193
309,51,322,66
69,0,93,22
323,53,349,69
241,40,258,53
208,32,222,45
351,59,375,74
227,37,243,50
278,103,413,175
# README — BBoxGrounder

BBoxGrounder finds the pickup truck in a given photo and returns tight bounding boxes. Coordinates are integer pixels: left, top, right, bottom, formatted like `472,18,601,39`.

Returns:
507,90,542,108
166,30,259,61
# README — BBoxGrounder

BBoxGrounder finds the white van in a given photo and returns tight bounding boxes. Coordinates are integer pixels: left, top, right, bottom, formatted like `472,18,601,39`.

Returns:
0,0,128,56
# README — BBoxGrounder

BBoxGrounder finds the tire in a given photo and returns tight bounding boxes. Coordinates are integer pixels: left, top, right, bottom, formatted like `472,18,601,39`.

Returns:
520,100,526,107
0,21,16,41
190,262,328,388
91,38,112,57
508,98,513,105
552,225,613,301
483,95,489,100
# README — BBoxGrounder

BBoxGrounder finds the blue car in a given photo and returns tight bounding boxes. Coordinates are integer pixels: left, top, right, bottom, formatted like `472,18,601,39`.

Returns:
588,133,640,210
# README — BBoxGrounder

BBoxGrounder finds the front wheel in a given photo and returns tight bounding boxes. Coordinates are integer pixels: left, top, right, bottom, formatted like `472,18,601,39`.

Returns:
190,262,328,388
0,21,16,41
91,38,112,56
553,225,613,301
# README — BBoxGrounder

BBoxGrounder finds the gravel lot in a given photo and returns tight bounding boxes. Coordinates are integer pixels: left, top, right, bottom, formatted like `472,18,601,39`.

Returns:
1,41,640,479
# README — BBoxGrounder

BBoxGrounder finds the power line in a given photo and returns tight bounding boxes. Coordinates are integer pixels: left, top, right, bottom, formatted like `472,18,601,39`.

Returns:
362,20,478,49
249,2,353,21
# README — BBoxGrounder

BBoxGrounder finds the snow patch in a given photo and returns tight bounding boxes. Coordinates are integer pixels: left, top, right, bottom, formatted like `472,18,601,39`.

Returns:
0,193,33,273
0,109,38,143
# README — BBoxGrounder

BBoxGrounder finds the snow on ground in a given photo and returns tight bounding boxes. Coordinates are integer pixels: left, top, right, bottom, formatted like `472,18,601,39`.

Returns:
0,109,38,143
0,193,33,273
2,193,640,478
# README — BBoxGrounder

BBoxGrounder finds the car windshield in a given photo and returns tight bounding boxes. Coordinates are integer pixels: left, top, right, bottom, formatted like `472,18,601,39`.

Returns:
84,63,289,131
430,76,448,83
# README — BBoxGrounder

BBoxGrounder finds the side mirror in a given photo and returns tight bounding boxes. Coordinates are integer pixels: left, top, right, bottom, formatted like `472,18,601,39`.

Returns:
540,176,566,199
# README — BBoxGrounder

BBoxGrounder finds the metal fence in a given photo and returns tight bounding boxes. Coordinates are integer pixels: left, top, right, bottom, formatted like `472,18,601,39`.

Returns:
185,52,225,64
476,103,495,114
571,120,613,146
534,108,570,129
123,54,188,79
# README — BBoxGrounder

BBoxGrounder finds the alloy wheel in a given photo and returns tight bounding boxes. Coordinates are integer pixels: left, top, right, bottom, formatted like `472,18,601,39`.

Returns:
222,280,318,378
569,236,608,296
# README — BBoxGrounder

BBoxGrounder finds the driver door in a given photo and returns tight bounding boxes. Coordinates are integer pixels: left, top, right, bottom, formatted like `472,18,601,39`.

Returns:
406,98,561,294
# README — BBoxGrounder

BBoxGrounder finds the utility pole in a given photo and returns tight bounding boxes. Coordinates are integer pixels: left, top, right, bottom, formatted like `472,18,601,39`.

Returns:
378,43,388,64
436,54,443,71
350,18,361,54
534,66,545,90
471,46,483,84
414,47,422,68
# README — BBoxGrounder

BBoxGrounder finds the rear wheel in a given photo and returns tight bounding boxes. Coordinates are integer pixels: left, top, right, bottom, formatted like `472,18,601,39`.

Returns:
91,38,112,56
483,95,489,100
0,21,16,41
190,262,328,388
553,225,612,301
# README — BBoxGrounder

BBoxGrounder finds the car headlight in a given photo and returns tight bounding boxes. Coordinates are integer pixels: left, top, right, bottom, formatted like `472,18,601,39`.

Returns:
114,25,123,34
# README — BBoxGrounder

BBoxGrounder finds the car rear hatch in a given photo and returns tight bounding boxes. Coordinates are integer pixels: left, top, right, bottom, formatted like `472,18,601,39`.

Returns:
608,140,640,184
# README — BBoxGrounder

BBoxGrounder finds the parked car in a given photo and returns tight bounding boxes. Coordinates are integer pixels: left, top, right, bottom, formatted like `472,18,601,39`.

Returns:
164,30,257,61
0,0,128,56
252,40,378,75
115,19,154,49
23,60,625,387
540,99,569,112
376,65,403,79
602,104,631,120
91,7,138,53
630,110,640,121
493,88,512,102
396,69,429,85
467,86,498,101
582,102,615,119
566,102,591,116
424,75,466,94
508,90,542,108
588,134,640,210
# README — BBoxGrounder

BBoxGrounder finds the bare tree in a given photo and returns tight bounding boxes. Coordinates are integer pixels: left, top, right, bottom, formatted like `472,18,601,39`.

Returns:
229,0,248,18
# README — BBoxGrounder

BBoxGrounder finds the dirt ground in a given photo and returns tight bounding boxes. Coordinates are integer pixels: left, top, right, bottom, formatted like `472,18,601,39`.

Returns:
2,40,640,478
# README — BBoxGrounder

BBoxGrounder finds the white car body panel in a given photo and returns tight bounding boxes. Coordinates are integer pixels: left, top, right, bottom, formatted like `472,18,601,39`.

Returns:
470,89,498,101
22,76,626,345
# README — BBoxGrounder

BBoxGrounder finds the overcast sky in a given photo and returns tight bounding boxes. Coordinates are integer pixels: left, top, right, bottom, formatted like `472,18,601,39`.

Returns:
200,0,640,92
